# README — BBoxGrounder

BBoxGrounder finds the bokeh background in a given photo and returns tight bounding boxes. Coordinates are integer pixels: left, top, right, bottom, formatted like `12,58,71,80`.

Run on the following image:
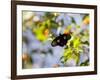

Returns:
22,11,90,69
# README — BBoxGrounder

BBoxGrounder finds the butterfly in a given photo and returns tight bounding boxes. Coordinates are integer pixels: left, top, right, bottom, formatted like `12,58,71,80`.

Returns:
51,33,71,47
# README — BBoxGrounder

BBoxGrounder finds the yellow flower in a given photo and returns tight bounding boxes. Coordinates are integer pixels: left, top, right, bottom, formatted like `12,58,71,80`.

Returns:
83,16,89,25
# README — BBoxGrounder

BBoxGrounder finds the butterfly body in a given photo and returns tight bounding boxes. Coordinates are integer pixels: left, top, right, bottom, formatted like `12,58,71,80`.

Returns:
51,34,71,47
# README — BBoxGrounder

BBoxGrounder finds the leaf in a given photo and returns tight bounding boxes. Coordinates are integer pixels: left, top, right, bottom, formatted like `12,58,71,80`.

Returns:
80,59,89,66
71,17,76,24
73,37,81,48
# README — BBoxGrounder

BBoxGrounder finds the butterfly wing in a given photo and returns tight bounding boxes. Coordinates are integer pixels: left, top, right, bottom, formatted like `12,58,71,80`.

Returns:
51,36,60,47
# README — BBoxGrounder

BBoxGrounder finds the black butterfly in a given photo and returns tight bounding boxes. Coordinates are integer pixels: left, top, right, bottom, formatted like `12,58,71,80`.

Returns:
51,34,71,47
